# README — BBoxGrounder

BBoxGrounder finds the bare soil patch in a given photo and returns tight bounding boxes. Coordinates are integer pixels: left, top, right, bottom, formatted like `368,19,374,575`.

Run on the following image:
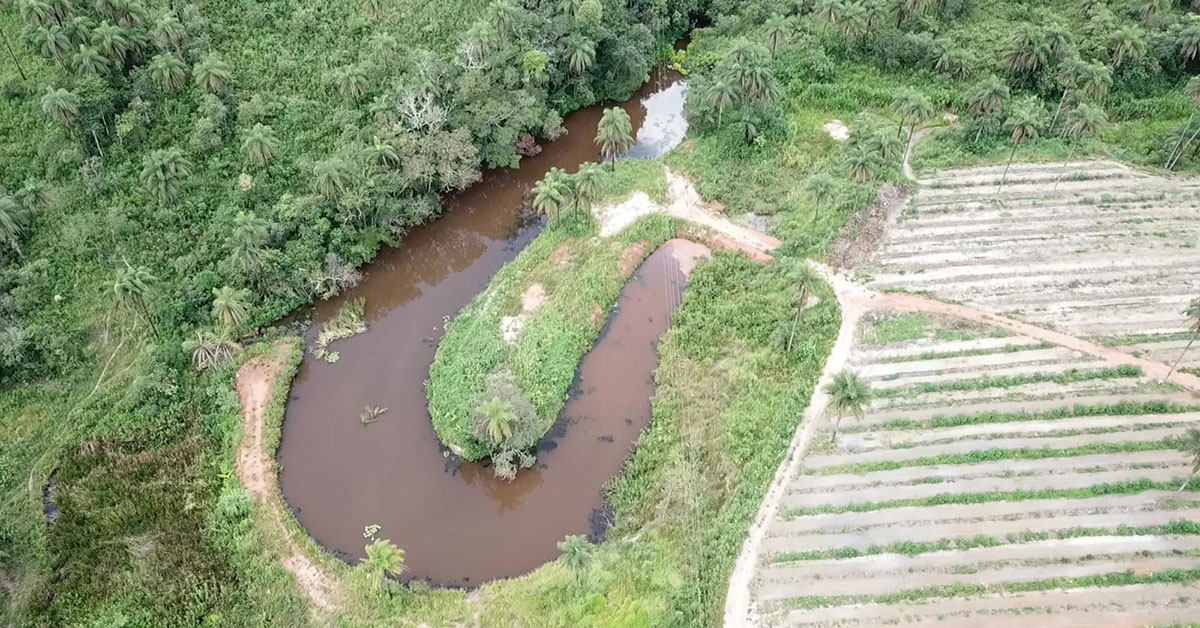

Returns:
235,344,341,614
618,241,650,274
823,120,849,141
828,183,908,270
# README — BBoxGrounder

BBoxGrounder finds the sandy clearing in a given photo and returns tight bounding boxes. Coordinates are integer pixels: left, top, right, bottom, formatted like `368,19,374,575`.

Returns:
592,168,780,260
762,507,1200,555
786,450,1182,492
499,282,548,344
782,464,1190,509
235,344,341,615
767,583,1200,627
759,555,1199,601
823,120,849,141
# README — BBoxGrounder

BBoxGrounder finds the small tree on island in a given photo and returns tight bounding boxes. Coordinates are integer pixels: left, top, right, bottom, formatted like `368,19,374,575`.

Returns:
359,538,407,591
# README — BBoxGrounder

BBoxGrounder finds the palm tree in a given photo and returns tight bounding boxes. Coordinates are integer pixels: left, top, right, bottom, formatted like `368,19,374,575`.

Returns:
40,86,79,127
148,52,187,91
1042,23,1073,62
0,196,25,256
893,0,930,26
1166,77,1200,170
228,211,271,274
556,535,593,585
240,124,279,168
363,136,398,167
835,1,867,41
63,14,94,47
211,286,251,329
71,43,108,74
193,54,232,93
1137,0,1170,25
112,262,158,338
764,14,787,56
848,144,880,185
806,172,836,223
19,0,56,28
531,170,568,221
183,327,241,371
1167,298,1200,380
933,46,972,80
151,12,185,50
1003,26,1049,75
1177,427,1200,492
704,77,739,128
478,397,516,446
313,158,353,199
1054,103,1107,190
30,25,72,64
892,88,934,148
1180,24,1200,62
786,264,821,352
139,148,192,204
571,162,602,216
814,0,844,27
1107,26,1146,69
332,65,368,101
595,107,634,171
359,539,407,591
90,21,129,65
966,76,1009,120
825,370,871,444
997,100,1043,194
1075,61,1112,102
565,35,595,75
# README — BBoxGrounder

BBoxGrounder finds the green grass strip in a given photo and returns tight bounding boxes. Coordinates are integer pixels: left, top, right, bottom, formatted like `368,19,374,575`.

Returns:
810,439,1183,476
877,365,1142,398
872,341,1054,364
785,478,1184,517
779,567,1200,609
771,520,1200,563
864,400,1200,433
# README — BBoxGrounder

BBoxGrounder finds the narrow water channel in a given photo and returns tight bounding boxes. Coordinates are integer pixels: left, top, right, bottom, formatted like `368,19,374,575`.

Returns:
277,68,690,585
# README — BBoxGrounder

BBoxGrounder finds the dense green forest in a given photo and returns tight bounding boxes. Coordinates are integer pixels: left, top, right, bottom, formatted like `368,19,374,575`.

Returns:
3,0,1200,625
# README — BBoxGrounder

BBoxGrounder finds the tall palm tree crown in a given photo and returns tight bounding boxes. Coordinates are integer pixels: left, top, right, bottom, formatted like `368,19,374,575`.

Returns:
211,286,251,329
194,54,232,93
595,107,634,170
240,124,280,168
139,147,192,204
41,86,79,127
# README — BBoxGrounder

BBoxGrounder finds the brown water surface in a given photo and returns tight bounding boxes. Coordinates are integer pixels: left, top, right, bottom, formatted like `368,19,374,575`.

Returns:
277,69,690,586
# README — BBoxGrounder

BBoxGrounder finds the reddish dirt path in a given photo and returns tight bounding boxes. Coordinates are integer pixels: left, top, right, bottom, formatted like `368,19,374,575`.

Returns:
235,344,342,614
872,290,1200,392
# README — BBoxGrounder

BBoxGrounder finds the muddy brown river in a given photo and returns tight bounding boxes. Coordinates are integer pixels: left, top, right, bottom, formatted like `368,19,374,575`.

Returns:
277,69,690,586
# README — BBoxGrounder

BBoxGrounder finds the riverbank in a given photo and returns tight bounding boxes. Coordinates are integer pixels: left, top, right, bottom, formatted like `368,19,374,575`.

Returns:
233,247,839,626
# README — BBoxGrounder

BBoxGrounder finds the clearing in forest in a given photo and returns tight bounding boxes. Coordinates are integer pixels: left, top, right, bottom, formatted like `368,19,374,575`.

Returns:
732,161,1200,627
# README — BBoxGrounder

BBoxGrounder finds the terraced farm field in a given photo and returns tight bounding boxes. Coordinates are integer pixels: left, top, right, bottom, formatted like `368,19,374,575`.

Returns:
864,161,1200,340
730,161,1200,627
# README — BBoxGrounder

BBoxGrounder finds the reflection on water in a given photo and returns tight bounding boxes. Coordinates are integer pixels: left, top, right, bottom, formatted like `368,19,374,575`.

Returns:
277,69,690,586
